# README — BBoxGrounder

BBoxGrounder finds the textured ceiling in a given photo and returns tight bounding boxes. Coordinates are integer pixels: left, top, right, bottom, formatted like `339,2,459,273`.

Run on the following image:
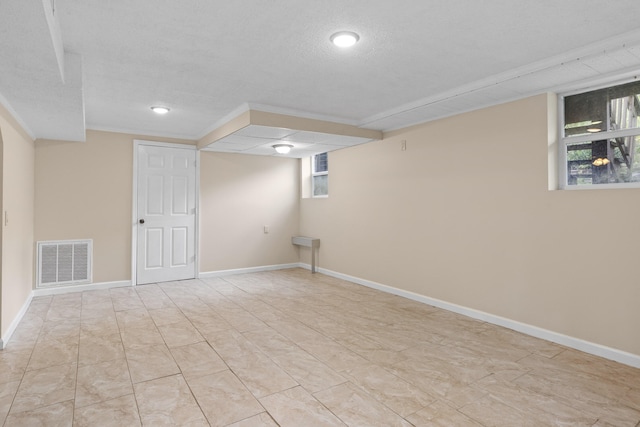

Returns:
1,1,640,156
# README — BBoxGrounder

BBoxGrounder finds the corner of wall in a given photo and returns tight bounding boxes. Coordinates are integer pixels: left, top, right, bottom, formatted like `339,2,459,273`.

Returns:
300,156,311,199
0,289,33,349
0,125,3,338
0,105,36,340
547,92,559,191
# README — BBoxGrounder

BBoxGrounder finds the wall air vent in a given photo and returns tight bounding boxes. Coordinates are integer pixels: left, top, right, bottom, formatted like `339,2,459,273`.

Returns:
36,240,92,288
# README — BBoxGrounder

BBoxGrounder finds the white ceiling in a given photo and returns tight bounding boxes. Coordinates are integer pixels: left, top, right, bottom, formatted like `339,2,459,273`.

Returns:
200,123,377,158
2,1,640,157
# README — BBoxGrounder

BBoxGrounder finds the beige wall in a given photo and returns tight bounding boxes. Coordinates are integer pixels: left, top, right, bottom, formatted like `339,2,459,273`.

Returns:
0,105,35,339
199,152,300,271
34,133,300,282
300,93,640,357
34,130,194,283
15,93,639,358
35,130,135,283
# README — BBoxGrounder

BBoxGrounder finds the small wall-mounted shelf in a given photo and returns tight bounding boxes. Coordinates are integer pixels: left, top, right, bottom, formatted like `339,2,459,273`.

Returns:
292,236,320,273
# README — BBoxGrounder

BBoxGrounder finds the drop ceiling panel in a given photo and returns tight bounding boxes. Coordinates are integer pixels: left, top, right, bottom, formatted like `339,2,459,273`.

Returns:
436,85,524,113
218,134,262,145
205,130,375,158
580,47,640,74
321,134,374,146
200,143,243,153
205,141,261,151
281,131,334,144
235,125,297,139
628,45,640,59
364,103,464,132
217,134,273,148
247,144,289,156
500,62,600,95
200,109,381,158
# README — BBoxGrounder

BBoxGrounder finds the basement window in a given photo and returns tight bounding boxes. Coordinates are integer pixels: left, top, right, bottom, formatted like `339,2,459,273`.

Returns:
312,152,328,197
560,79,640,188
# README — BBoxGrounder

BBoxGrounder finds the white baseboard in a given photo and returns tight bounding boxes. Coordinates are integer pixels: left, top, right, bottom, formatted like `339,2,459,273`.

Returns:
0,291,34,350
32,280,132,297
298,263,640,369
199,263,300,278
12,264,637,368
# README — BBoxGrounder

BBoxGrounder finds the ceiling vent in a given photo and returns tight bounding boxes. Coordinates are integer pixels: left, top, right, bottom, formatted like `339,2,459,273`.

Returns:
36,240,92,288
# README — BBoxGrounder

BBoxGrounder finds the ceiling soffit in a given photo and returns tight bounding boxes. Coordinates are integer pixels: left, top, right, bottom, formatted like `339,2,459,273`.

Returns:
198,109,382,158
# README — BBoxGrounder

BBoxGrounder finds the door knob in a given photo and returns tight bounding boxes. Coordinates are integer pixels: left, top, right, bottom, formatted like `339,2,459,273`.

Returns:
139,219,145,224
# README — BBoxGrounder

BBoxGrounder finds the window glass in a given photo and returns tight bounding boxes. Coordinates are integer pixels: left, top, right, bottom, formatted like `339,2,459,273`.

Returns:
312,175,328,196
565,136,640,185
313,152,328,173
312,153,328,197
562,80,640,187
564,80,640,137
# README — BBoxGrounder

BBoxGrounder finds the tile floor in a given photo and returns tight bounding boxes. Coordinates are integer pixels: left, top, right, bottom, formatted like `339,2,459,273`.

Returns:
1,268,639,426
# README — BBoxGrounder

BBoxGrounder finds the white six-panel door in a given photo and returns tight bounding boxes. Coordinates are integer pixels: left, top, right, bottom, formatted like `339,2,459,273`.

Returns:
136,144,196,285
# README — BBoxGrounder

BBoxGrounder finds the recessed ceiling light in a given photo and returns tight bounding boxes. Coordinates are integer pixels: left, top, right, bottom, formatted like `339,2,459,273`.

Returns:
273,144,293,154
330,31,360,48
151,106,170,114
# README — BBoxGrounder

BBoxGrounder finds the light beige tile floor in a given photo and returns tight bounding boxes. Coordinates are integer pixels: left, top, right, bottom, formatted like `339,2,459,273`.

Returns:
1,268,639,426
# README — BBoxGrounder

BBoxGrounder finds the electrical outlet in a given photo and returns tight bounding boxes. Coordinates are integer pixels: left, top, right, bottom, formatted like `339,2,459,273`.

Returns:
263,225,269,234
401,140,407,151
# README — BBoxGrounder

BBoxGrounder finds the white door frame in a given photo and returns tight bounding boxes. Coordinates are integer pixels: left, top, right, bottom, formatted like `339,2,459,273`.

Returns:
131,140,200,286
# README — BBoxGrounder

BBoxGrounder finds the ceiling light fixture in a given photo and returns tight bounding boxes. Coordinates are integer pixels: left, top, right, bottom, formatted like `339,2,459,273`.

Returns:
273,144,293,154
586,127,602,133
151,106,170,115
330,31,360,48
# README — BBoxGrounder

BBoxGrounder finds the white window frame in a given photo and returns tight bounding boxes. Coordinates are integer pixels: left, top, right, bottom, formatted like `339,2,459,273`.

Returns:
311,152,328,197
559,77,640,190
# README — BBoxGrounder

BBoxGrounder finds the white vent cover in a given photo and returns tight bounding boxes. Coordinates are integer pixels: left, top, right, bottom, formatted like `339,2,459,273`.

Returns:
37,240,92,288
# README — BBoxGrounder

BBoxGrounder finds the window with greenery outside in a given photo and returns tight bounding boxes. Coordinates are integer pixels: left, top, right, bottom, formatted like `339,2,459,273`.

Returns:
563,80,640,186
